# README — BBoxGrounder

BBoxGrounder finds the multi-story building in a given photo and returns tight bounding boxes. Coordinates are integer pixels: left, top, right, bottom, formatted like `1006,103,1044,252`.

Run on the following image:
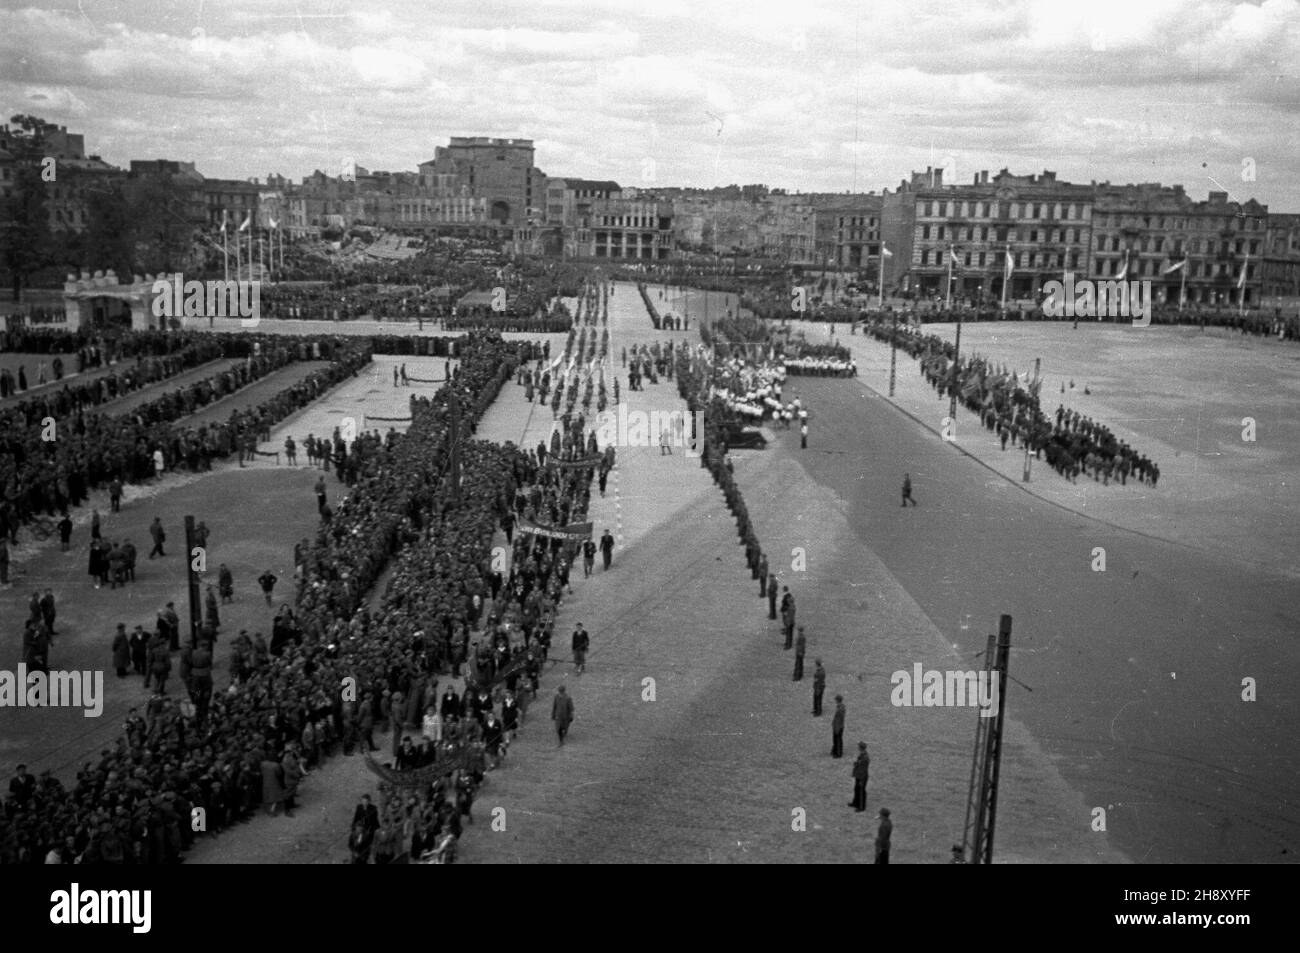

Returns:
0,122,124,233
760,198,818,264
1091,184,1266,308
529,179,672,260
816,196,884,271
903,167,1096,300
1262,213,1300,306
128,159,209,226
426,137,538,228
201,177,260,229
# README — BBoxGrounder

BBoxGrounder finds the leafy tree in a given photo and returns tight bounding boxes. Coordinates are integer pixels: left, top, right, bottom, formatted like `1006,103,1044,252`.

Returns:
121,173,195,273
0,114,56,300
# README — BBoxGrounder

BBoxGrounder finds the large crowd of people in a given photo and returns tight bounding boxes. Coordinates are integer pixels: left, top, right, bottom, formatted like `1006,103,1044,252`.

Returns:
1,332,370,537
0,330,532,865
867,318,1160,487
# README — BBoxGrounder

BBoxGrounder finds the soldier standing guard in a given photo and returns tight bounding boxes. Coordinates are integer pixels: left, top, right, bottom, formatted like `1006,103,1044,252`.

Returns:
812,658,826,715
850,742,870,811
875,808,892,864
831,696,846,758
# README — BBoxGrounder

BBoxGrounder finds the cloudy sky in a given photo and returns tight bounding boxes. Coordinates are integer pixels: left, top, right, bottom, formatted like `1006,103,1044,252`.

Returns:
2,0,1298,207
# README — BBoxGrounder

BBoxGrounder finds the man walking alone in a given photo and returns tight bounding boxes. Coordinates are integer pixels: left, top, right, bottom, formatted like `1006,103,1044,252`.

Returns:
551,685,574,746
902,473,918,507
831,695,846,758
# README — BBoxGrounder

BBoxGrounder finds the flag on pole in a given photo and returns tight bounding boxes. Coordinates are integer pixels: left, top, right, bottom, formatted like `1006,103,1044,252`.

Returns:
882,245,893,258
220,211,228,235
269,217,279,230
950,248,961,270
1115,250,1129,282
239,213,251,232
1236,253,1249,289
1004,250,1014,279
1161,258,1186,274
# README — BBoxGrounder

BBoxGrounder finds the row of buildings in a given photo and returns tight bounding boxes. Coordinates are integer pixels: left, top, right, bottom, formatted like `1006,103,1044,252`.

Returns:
3,121,1299,306
0,126,675,264
659,170,1300,308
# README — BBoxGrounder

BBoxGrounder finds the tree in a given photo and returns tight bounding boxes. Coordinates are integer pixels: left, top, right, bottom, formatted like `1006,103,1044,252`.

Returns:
81,182,133,276
121,173,196,274
0,114,56,300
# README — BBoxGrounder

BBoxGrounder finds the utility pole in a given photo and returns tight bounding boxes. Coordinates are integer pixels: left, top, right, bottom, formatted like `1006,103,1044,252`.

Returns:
889,310,898,397
962,614,1012,864
184,515,201,648
948,311,963,424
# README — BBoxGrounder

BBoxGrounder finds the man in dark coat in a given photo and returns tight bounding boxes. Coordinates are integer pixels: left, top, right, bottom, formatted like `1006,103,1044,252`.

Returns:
551,685,574,745
850,742,870,811
793,626,806,681
571,624,590,675
780,588,795,649
111,623,130,677
875,808,892,864
148,518,166,558
129,626,148,675
204,585,220,630
812,658,826,716
353,795,380,835
599,529,615,570
831,695,846,758
768,573,778,619
148,640,172,694
258,570,277,606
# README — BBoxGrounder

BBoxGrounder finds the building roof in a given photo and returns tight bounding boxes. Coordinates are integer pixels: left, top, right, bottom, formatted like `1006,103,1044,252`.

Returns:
564,178,621,192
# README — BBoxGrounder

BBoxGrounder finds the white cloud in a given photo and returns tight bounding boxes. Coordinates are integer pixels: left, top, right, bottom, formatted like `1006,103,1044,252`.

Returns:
0,0,1296,208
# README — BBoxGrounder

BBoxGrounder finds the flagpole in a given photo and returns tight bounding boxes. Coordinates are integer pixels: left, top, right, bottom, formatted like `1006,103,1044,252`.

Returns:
878,244,885,310
1179,262,1186,313
1000,246,1009,314
222,214,229,283
1239,252,1248,317
946,245,953,311
235,222,241,282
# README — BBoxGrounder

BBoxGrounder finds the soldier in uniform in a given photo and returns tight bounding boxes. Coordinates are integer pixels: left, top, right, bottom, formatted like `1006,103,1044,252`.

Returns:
780,587,796,649
875,808,892,864
831,696,846,758
793,626,807,681
812,658,826,715
850,742,870,811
